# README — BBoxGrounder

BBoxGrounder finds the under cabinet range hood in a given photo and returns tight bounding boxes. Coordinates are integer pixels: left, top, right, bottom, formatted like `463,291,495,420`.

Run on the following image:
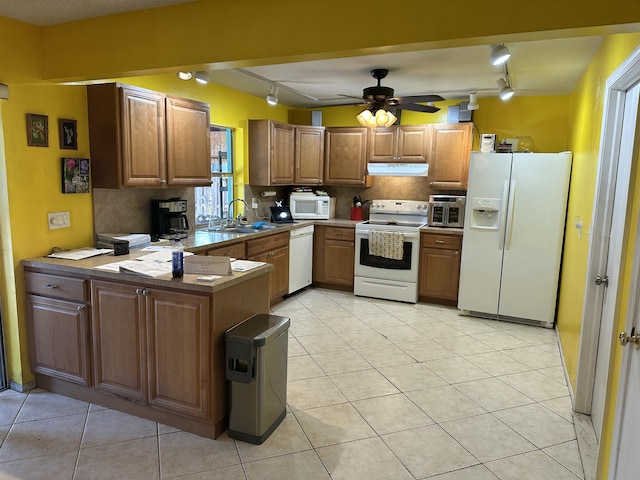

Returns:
366,162,429,177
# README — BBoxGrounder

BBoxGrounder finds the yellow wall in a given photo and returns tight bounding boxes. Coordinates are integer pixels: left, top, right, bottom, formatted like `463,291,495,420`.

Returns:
552,33,640,477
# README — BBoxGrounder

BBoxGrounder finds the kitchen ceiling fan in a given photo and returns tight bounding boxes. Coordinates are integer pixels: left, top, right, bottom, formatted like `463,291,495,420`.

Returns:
347,68,445,113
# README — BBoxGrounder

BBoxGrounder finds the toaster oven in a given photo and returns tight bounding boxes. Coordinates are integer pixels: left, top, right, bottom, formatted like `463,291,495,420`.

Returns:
428,195,465,228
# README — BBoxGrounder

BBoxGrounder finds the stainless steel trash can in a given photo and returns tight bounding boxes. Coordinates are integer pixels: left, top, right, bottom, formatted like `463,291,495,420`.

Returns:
225,314,290,444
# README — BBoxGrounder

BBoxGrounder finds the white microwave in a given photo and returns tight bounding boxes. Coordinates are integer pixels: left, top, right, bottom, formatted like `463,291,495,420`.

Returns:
289,194,336,220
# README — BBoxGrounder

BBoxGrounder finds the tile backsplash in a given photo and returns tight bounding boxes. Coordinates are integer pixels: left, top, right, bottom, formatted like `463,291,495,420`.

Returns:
93,177,457,237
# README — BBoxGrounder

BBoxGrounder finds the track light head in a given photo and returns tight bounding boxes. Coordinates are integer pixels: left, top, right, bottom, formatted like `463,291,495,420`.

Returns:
266,85,279,105
194,71,209,84
496,78,514,100
490,44,511,66
468,92,479,110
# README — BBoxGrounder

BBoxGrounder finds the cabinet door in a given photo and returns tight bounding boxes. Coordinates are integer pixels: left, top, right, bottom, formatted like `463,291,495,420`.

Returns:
397,125,430,162
271,122,296,185
91,280,147,402
269,245,290,301
120,86,167,187
324,127,368,185
325,239,355,286
369,128,397,162
147,289,210,419
295,126,324,184
429,123,472,190
418,247,461,301
166,96,212,187
26,295,91,386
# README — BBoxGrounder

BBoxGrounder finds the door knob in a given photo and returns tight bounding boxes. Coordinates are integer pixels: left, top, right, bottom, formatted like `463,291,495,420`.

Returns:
595,275,609,287
618,328,640,349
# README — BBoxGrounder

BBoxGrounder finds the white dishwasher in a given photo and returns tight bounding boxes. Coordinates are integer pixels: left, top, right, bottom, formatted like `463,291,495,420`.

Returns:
288,225,314,294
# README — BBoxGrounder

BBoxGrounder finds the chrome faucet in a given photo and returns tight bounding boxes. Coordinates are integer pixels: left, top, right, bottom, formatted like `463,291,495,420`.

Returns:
227,198,249,226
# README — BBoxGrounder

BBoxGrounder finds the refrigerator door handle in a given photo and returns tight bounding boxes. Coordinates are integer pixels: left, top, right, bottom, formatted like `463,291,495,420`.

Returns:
498,179,510,250
505,180,516,250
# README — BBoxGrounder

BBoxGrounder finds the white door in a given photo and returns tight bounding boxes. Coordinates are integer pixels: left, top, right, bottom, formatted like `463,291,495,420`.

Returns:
592,83,640,440
458,152,511,315
498,153,572,324
610,205,640,479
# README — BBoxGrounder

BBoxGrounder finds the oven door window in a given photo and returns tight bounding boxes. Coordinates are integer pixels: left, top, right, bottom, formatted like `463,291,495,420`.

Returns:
359,238,412,270
447,206,460,224
431,205,445,224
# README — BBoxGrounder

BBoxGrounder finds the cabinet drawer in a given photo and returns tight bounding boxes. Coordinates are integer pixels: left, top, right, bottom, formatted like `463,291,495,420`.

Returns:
421,233,462,250
25,272,87,301
206,242,246,259
246,232,289,257
325,227,355,242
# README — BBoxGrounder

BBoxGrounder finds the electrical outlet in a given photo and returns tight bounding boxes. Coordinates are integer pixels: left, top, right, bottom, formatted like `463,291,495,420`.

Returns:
251,198,259,209
48,211,70,229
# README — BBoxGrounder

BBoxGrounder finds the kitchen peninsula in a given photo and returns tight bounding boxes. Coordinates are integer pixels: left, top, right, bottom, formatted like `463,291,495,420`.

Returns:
22,246,273,440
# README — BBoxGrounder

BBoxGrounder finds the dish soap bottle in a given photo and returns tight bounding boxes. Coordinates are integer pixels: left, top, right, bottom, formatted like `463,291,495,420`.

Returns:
172,238,184,278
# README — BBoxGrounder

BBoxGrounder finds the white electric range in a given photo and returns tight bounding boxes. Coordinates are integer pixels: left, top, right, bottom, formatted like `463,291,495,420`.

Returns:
354,199,429,303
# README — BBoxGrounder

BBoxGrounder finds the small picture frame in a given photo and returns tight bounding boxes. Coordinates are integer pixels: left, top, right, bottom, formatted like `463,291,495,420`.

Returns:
26,113,48,147
58,118,77,150
62,157,90,194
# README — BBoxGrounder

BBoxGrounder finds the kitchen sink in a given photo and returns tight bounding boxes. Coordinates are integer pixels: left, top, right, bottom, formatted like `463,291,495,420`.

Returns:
221,224,281,234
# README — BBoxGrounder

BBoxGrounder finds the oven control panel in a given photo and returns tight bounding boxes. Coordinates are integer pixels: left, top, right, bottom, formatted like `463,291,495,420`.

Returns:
369,200,429,215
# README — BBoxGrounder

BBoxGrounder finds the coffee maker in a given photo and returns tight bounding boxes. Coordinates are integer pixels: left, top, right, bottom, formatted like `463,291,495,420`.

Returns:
151,198,189,239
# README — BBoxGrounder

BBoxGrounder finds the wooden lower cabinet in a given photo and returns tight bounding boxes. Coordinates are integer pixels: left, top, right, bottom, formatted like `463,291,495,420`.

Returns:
26,295,91,386
246,232,289,304
313,225,355,288
146,288,210,419
91,280,210,418
91,281,147,402
418,233,462,303
205,241,246,259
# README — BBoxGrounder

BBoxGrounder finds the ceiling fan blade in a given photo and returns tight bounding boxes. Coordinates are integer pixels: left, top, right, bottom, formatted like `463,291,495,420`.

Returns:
393,94,445,103
395,103,440,113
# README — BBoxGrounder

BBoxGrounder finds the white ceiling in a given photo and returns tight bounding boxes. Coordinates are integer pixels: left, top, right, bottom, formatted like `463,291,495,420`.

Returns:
0,0,605,109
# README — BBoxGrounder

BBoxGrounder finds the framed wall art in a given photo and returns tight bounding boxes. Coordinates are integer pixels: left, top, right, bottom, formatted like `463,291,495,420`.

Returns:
58,118,77,149
26,113,48,147
62,157,90,194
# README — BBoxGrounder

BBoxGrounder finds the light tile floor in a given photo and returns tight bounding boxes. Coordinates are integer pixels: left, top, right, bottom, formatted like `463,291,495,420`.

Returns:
0,288,587,479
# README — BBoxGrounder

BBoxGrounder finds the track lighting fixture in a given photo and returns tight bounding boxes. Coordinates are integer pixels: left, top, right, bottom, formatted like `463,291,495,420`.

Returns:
496,78,514,100
266,85,279,105
356,106,397,128
176,72,193,80
490,44,511,66
468,92,479,110
194,71,209,84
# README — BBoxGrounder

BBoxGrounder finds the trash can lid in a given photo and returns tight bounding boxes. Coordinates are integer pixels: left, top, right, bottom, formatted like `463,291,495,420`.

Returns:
225,314,290,347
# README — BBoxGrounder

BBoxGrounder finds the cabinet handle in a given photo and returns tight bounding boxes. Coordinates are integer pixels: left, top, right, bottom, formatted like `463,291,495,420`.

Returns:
136,288,149,296
43,284,59,289
435,240,445,244
77,305,85,311
161,179,167,185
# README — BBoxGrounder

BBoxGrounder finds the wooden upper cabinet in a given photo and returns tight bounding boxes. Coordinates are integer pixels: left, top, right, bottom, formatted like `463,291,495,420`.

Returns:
249,120,295,185
249,120,324,186
165,96,212,186
295,126,325,184
324,127,368,185
369,125,430,163
87,83,211,189
429,123,473,190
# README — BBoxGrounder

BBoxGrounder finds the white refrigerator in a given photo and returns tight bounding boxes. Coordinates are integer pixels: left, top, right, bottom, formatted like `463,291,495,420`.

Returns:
458,152,572,327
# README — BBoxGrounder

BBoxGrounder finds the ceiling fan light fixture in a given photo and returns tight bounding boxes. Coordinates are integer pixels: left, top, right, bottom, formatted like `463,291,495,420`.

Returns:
176,71,193,81
490,44,511,66
357,107,396,128
468,92,479,110
266,85,279,105
194,71,209,84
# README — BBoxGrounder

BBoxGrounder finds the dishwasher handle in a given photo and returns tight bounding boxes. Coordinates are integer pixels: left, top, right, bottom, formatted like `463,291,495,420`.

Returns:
290,225,315,238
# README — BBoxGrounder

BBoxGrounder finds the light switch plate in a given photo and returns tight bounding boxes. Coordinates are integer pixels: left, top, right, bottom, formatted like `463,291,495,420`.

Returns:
48,211,70,229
